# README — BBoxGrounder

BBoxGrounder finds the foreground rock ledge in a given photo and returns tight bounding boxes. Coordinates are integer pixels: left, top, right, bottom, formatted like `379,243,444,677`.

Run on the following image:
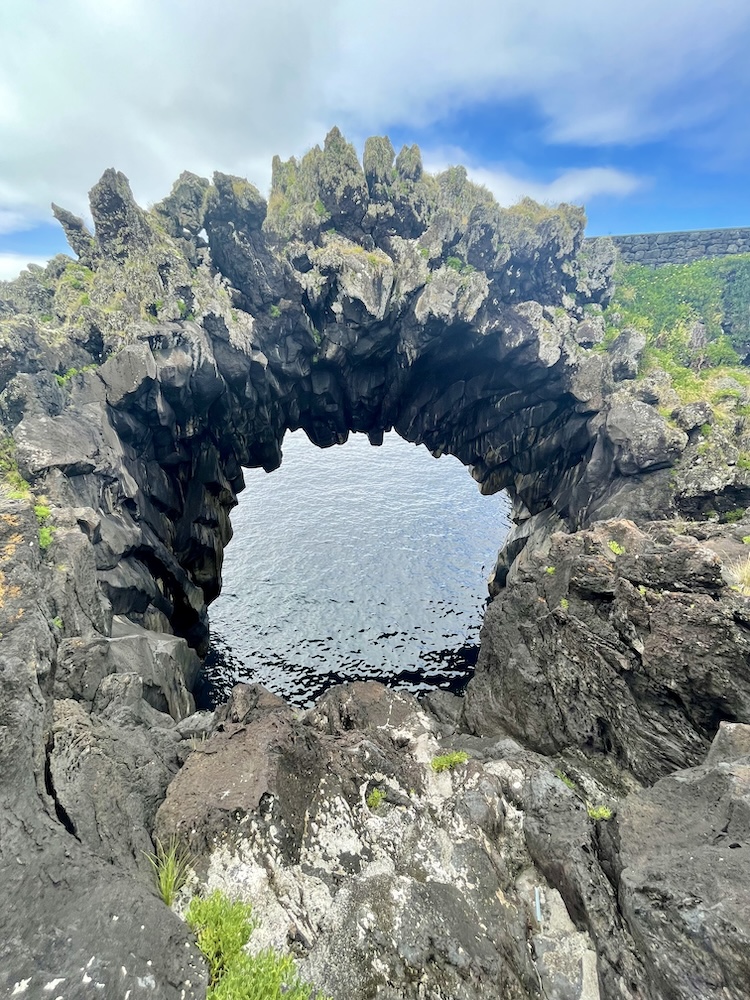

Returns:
1,130,749,998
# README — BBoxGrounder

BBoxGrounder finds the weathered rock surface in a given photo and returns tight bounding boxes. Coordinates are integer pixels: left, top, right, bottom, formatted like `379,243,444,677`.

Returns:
1,129,750,998
601,721,750,1000
157,684,620,1000
466,518,750,783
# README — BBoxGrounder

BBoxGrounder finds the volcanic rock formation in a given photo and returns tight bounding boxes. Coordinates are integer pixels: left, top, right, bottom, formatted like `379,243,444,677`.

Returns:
1,128,750,999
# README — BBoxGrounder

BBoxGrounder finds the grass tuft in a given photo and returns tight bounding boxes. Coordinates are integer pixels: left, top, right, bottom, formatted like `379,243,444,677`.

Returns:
726,555,750,596
587,803,613,821
145,836,192,906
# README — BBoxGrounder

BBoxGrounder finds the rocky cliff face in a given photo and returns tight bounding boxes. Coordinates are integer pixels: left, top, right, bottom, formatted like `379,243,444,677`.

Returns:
1,128,750,999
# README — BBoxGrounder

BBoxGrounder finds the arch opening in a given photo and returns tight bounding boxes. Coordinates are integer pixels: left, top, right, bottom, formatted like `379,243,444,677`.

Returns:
198,430,511,707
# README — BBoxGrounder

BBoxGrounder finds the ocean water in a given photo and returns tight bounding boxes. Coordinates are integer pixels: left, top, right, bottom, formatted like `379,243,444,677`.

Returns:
199,430,511,707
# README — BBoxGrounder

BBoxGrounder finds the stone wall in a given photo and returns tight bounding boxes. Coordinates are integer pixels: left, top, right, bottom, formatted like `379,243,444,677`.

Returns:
596,227,750,267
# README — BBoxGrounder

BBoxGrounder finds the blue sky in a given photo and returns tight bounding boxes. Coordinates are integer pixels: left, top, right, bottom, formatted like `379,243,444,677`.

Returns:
1,0,749,278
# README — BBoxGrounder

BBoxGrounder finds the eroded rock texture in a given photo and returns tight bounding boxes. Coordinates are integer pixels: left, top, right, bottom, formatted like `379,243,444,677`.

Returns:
1,129,750,998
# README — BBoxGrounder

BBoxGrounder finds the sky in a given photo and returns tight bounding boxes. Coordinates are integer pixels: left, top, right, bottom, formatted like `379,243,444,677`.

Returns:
1,0,749,280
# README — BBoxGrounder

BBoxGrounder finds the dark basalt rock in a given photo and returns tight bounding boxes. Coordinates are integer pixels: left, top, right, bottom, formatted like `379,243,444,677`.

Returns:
464,518,750,783
600,722,750,1000
2,130,750,998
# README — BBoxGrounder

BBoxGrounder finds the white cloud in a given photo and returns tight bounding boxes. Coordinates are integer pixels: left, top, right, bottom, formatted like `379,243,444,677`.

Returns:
0,0,747,232
424,149,645,206
474,165,643,206
0,253,50,282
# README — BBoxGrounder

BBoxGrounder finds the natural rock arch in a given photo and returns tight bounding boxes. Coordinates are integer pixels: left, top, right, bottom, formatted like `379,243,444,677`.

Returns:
4,130,742,783
3,130,750,1000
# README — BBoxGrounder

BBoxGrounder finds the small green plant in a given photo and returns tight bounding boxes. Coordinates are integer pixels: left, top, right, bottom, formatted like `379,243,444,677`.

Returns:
145,836,192,906
699,423,712,438
366,787,385,810
638,584,648,596
418,247,429,259
0,438,30,499
559,597,569,611
54,364,97,386
186,891,330,999
555,769,576,791
269,304,281,319
737,453,750,472
445,256,464,271
743,536,750,545
544,565,556,575
34,504,51,523
177,299,195,321
187,891,255,984
722,508,746,524
51,616,63,630
607,540,626,556
587,803,613,821
431,751,469,773
38,525,55,551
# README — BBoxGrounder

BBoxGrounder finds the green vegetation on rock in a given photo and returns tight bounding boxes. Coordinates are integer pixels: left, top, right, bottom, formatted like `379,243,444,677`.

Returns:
555,769,576,790
366,787,385,810
431,750,469,773
587,803,613,821
0,438,30,499
145,836,192,906
186,891,330,999
38,525,55,551
605,256,750,365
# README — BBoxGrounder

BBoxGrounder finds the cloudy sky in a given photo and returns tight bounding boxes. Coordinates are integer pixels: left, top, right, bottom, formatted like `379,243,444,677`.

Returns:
1,0,749,279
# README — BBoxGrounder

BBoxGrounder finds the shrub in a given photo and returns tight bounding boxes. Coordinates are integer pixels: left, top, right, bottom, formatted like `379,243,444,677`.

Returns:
431,751,469,773
145,836,192,906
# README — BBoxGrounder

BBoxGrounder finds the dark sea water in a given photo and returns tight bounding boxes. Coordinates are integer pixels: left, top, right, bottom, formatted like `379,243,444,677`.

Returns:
199,431,511,707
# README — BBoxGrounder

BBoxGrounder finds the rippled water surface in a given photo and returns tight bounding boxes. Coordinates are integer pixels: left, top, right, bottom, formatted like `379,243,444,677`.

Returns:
200,431,511,706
